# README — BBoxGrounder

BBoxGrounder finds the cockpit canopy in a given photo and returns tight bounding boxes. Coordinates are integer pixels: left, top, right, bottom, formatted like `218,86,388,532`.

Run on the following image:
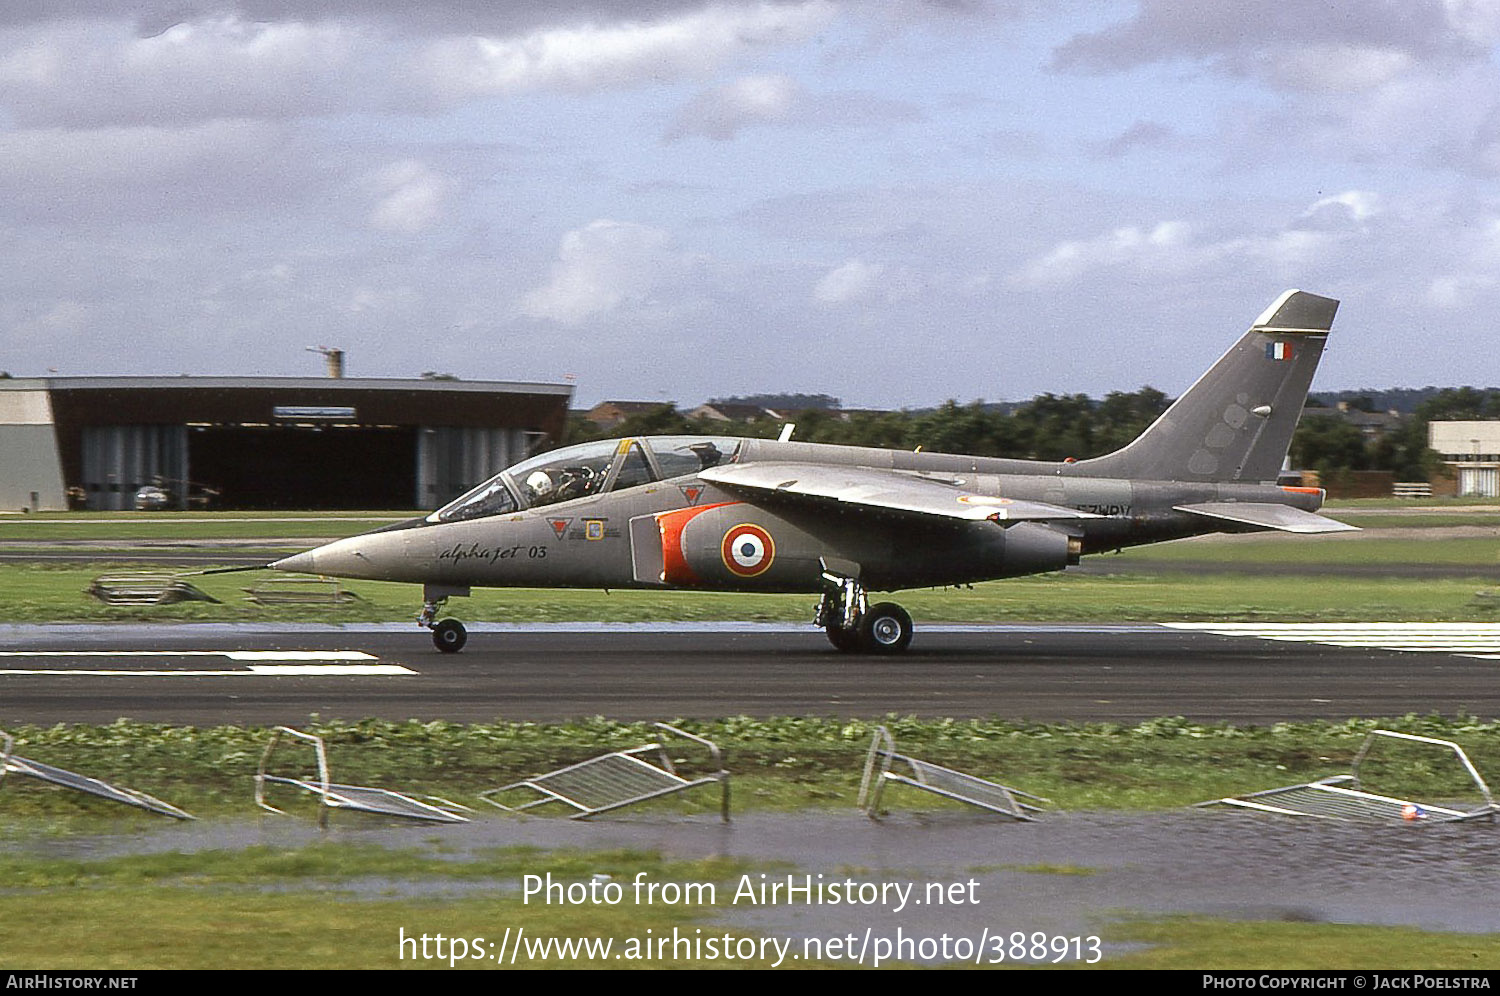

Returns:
427,435,740,523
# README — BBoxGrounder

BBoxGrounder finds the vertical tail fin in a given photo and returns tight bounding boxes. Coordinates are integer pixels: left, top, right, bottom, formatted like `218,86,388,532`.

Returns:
1076,290,1338,483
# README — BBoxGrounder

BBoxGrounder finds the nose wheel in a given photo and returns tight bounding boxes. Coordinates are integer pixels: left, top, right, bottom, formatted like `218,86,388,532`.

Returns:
431,618,468,653
419,595,468,653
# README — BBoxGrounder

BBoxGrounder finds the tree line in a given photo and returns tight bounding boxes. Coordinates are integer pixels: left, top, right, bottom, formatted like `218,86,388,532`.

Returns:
569,387,1168,462
1293,387,1500,482
565,385,1500,483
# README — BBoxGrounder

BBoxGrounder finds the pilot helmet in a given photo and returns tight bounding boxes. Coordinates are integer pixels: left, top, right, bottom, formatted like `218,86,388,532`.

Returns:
525,470,554,497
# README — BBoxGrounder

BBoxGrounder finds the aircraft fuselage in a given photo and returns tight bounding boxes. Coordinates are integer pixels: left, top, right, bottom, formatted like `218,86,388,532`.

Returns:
277,442,1321,593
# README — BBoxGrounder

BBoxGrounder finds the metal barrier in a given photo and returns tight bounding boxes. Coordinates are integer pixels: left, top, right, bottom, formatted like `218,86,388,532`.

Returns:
243,577,361,606
255,726,472,826
1,728,195,820
1198,729,1499,823
858,726,1051,821
85,572,219,605
481,723,730,821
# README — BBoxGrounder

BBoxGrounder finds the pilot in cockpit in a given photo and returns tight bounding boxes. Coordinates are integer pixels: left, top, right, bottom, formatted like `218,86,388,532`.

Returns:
688,442,724,470
524,471,554,503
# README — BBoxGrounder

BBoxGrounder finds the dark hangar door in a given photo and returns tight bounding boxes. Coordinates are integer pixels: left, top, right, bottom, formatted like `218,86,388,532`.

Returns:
187,425,417,509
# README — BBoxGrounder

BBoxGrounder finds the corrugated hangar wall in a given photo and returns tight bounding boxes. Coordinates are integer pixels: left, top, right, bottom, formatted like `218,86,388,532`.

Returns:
416,427,531,511
81,425,189,510
38,378,572,511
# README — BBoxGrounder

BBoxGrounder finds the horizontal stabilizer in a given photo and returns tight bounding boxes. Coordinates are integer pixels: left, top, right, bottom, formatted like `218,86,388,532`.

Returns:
1173,502,1359,534
700,463,1099,523
1252,289,1339,333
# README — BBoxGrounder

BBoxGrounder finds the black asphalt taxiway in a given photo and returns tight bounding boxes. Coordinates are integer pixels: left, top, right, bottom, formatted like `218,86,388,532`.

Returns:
2,622,1498,726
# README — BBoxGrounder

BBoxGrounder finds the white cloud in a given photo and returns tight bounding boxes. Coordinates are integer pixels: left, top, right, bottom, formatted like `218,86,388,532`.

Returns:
1428,273,1496,307
419,3,834,100
522,219,679,326
0,119,317,223
367,160,450,234
21,300,92,338
1013,220,1190,285
347,284,420,315
1053,0,1481,86
0,4,836,128
1009,215,1350,289
1259,44,1414,92
1442,0,1500,44
1293,190,1381,231
666,71,922,141
813,258,884,305
0,16,374,127
667,73,799,140
1424,215,1500,307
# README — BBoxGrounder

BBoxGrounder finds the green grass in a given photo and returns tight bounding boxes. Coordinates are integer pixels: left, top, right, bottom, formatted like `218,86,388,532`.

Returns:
6,511,1500,969
1099,916,1500,969
968,863,1099,877
1326,497,1500,509
1117,535,1500,567
0,842,758,889
0,503,1493,622
0,846,784,970
0,513,409,541
4,714,1498,827
3,560,1500,623
1310,514,1500,528
4,841,1497,969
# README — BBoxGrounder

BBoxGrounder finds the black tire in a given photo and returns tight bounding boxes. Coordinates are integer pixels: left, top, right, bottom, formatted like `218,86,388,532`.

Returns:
825,624,860,653
432,618,468,653
858,602,913,654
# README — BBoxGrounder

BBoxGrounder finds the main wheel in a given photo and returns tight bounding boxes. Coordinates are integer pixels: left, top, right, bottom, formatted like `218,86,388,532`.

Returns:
858,602,913,654
432,618,468,653
825,624,860,653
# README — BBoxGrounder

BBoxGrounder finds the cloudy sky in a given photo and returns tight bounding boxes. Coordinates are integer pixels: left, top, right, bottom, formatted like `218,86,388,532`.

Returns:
3,1,1499,407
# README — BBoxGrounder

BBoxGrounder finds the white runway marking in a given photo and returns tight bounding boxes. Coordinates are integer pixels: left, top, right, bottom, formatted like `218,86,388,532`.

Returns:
0,666,416,676
0,649,416,676
0,651,377,660
1163,623,1500,659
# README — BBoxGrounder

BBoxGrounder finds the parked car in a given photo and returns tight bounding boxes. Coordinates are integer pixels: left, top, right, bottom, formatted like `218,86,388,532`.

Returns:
133,486,170,510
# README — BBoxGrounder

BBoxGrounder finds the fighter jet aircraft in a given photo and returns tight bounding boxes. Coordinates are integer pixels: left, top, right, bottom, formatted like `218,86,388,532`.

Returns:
272,290,1354,654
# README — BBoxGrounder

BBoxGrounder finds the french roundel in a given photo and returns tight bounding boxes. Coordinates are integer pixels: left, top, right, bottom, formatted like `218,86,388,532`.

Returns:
721,523,775,577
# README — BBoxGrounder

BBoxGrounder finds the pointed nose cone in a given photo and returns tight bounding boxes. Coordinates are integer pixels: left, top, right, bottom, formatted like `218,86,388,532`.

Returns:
269,549,320,574
270,535,381,579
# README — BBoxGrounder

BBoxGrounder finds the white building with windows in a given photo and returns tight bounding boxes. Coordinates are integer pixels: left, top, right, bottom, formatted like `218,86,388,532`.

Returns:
1430,421,1500,497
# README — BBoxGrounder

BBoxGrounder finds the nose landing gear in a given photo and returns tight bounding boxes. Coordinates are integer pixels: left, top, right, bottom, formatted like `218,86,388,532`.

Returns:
419,585,471,653
815,569,913,654
430,618,468,653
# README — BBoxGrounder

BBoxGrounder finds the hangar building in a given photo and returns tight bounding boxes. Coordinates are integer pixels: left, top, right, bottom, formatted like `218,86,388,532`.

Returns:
1430,420,1500,498
0,376,573,511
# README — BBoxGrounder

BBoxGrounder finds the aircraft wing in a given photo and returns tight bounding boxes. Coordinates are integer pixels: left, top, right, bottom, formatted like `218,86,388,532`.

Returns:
1173,502,1359,534
698,463,1100,523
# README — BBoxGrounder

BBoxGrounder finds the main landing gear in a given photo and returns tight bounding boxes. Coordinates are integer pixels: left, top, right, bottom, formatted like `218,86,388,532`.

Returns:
815,571,913,654
419,594,468,653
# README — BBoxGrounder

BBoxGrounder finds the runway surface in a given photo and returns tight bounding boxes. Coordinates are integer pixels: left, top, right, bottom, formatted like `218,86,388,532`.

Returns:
3,622,1500,726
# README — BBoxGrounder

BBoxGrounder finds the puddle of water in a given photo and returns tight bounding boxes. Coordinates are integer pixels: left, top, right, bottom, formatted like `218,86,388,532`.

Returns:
10,808,1498,964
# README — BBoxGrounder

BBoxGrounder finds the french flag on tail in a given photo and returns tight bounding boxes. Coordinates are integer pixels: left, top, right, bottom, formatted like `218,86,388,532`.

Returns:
1266,341,1293,361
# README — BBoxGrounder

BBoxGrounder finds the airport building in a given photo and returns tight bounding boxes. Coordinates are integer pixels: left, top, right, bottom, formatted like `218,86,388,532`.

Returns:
0,376,573,511
1429,420,1500,497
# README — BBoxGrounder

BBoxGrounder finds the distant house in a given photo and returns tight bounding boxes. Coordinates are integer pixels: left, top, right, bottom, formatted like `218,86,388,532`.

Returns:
584,400,673,430
831,408,892,422
688,402,773,422
1301,401,1404,442
1334,402,1403,441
